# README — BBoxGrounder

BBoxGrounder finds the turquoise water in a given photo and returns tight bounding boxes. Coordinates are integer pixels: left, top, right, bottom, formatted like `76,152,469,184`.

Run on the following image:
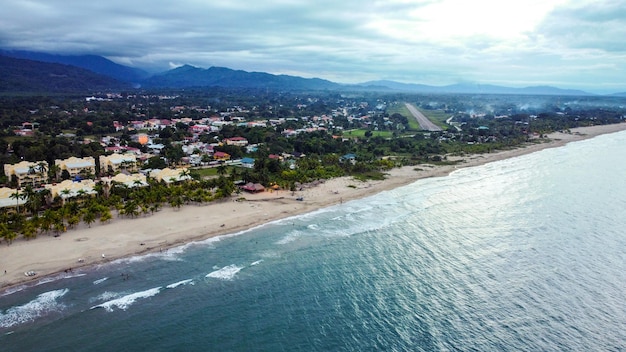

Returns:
2,130,626,351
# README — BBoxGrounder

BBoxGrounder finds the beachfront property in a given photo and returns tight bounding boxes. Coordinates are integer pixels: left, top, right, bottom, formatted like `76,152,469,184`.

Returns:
240,182,265,193
45,179,97,201
99,153,138,175
3,160,49,187
55,157,96,179
0,187,27,209
101,173,148,188
149,168,192,184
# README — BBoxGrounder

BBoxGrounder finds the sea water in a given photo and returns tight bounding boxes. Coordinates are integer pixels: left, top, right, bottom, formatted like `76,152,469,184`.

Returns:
1,131,625,351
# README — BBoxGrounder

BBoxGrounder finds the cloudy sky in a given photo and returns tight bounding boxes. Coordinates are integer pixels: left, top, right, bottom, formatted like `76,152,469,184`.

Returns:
1,0,625,93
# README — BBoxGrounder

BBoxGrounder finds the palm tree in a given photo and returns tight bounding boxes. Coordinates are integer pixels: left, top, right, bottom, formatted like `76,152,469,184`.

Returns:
180,169,191,182
123,200,139,218
53,221,66,236
83,209,96,227
169,196,183,209
0,223,18,245
67,214,80,229
39,209,56,234
37,162,48,185
21,185,39,215
48,163,61,182
100,210,113,224
39,188,52,207
60,188,71,205
21,220,38,240
76,189,87,202
9,189,22,213
229,167,239,181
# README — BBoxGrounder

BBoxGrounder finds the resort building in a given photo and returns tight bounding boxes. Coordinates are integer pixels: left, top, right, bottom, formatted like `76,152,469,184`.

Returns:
99,153,138,175
0,187,26,209
3,160,49,187
45,179,97,201
149,168,192,184
101,173,148,189
55,157,96,179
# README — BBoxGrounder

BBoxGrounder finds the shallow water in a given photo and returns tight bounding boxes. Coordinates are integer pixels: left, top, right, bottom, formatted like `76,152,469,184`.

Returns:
2,131,626,351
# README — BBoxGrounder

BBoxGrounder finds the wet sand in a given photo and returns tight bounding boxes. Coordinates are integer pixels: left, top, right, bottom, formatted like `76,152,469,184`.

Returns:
2,123,625,291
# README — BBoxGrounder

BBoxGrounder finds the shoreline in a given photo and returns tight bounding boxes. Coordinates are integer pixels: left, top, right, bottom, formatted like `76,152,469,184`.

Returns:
2,123,626,292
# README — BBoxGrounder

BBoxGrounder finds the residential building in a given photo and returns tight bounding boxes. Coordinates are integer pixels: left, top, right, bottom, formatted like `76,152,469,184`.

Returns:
224,137,249,146
101,173,148,188
55,157,96,179
99,154,138,175
240,157,255,168
213,151,231,161
45,179,97,200
0,187,26,209
3,160,49,187
150,168,192,184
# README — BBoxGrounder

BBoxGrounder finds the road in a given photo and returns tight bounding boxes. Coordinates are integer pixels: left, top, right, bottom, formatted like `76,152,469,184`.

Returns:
405,103,442,131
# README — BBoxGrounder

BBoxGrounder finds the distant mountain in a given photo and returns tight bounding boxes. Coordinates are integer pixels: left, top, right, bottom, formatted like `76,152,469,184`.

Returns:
0,55,129,93
0,50,149,83
611,92,626,97
142,65,341,90
359,80,592,96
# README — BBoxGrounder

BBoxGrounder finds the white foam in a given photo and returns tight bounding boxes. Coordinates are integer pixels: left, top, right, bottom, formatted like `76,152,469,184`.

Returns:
34,273,86,287
0,288,69,328
90,291,121,303
276,229,303,245
276,234,299,245
250,260,263,266
93,277,108,285
206,265,243,280
166,279,194,289
90,287,161,312
0,285,27,298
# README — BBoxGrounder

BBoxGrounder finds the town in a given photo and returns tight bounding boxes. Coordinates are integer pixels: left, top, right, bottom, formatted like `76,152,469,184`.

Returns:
1,89,625,243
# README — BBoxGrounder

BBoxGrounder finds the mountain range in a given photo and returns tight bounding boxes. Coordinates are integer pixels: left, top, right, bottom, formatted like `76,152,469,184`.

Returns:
0,55,129,93
1,50,617,96
0,50,148,83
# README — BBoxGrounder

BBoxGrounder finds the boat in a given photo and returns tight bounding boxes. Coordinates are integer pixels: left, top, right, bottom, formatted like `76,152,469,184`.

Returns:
24,271,37,277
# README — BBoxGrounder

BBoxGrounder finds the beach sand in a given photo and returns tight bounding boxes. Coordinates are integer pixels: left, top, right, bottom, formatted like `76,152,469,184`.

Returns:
2,123,625,290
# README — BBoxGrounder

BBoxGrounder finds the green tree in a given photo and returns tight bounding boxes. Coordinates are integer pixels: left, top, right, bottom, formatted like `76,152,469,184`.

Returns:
83,209,96,227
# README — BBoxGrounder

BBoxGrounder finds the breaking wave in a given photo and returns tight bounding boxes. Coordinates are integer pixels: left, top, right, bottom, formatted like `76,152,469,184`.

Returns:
206,265,243,280
0,289,69,329
90,287,161,312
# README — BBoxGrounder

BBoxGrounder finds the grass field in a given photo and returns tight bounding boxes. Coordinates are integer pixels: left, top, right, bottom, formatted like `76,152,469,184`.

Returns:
343,129,394,138
416,107,451,129
386,102,421,131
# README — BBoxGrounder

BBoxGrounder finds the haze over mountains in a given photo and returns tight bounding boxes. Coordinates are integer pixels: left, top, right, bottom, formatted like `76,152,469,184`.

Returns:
1,50,622,96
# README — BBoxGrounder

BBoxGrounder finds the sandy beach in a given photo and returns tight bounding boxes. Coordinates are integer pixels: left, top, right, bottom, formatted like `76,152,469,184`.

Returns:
2,123,625,291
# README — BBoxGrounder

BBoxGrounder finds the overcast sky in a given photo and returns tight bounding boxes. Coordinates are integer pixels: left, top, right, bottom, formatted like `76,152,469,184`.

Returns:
1,0,625,93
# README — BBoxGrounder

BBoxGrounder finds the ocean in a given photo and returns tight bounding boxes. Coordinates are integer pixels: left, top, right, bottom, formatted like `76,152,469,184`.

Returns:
2,130,626,351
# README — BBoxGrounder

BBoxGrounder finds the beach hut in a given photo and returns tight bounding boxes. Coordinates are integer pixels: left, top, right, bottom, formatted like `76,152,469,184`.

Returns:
241,182,265,193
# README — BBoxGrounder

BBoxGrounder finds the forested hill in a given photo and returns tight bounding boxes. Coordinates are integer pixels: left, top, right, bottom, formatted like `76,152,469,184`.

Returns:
0,50,149,83
0,55,130,93
141,65,341,90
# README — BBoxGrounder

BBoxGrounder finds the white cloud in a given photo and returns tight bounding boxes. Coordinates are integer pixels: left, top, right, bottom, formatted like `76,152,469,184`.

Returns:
0,0,624,92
